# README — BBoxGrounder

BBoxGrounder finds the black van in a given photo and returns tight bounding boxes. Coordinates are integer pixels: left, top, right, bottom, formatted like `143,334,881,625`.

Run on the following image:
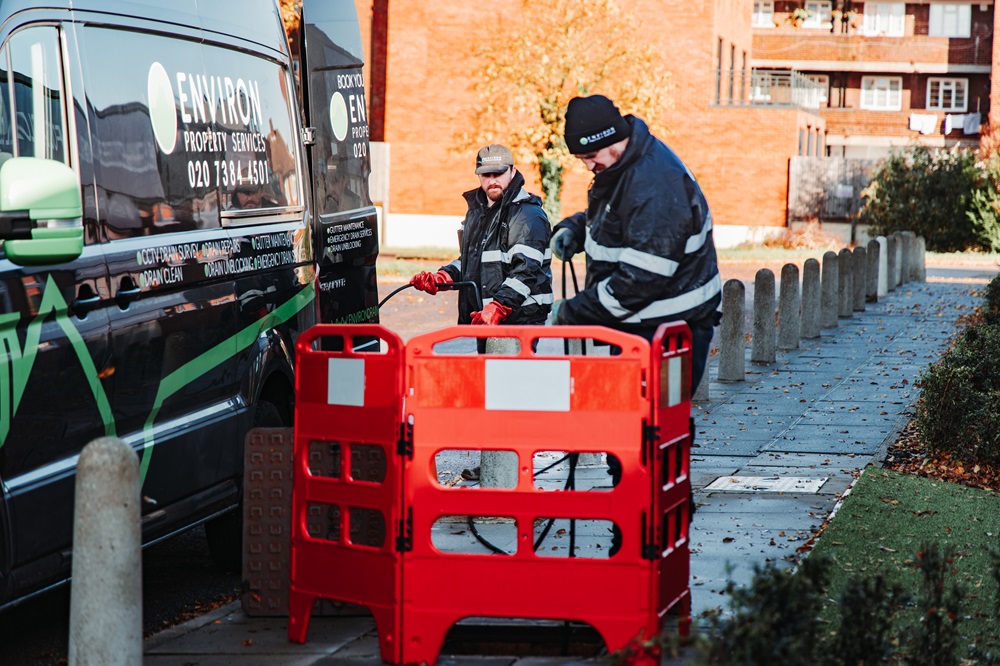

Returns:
0,0,378,608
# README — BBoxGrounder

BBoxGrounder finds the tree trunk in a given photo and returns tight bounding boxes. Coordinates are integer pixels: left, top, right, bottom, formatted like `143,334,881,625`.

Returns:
539,155,563,222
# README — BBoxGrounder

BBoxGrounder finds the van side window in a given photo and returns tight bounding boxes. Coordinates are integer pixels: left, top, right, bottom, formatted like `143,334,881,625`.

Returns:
0,46,13,163
7,27,67,163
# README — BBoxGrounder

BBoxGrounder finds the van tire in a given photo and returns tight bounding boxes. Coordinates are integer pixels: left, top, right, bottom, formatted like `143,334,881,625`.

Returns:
205,399,284,571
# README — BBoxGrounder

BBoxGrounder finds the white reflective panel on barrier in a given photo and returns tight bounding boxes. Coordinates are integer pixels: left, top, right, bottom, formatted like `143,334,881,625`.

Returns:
485,359,571,411
327,357,365,406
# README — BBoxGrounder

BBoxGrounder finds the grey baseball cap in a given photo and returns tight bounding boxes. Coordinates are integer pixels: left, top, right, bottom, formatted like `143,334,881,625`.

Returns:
475,144,514,174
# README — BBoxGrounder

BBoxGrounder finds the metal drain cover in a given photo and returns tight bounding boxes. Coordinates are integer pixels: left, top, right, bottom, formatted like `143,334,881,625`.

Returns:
705,475,828,493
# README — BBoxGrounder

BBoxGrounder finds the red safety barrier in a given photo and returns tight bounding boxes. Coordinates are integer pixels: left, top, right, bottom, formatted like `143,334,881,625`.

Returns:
287,323,692,664
651,324,693,635
287,325,406,663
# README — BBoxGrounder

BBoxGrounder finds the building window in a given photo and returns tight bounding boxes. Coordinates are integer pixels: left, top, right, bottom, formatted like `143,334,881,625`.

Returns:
806,74,830,105
927,77,968,111
929,4,971,38
804,1,833,28
863,3,905,36
861,76,902,110
753,1,774,27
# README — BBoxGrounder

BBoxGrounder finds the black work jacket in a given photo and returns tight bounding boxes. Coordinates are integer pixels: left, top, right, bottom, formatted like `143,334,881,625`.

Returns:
553,116,721,340
440,171,553,324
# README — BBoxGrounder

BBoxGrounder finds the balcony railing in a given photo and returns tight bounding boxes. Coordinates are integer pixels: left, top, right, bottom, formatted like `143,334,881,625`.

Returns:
715,69,825,110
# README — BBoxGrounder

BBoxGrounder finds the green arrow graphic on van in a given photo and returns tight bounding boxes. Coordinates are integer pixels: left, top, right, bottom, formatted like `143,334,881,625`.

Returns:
0,275,116,446
0,274,314,488
138,284,314,484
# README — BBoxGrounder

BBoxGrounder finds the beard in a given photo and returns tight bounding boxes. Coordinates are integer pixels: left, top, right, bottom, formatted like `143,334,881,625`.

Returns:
485,185,504,203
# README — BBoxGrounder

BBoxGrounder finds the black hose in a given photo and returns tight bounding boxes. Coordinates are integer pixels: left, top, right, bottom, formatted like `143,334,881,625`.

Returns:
378,283,414,309
377,280,483,310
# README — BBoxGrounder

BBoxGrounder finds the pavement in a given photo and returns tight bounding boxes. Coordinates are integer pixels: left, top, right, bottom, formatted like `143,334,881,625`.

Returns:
143,262,997,665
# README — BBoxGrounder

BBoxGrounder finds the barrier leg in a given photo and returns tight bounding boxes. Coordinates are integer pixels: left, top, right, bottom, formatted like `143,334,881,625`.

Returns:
677,593,692,638
402,616,453,666
287,590,315,644
370,607,402,664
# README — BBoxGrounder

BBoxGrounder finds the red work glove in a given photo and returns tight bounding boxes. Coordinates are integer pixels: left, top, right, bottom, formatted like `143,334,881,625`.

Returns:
410,270,452,295
470,301,512,325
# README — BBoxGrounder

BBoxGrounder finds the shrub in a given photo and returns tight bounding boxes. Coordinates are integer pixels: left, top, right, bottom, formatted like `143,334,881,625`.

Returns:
967,153,1000,254
916,322,1000,467
830,574,907,665
981,271,1000,326
696,556,829,664
903,543,964,666
858,146,985,252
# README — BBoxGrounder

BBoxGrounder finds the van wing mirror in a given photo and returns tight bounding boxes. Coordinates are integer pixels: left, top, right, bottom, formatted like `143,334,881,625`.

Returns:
0,157,84,265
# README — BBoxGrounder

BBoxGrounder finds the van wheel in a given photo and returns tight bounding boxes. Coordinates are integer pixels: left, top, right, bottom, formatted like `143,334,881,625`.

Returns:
205,400,284,572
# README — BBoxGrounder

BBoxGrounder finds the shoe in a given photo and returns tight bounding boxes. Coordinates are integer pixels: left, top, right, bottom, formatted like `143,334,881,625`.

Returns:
461,466,481,481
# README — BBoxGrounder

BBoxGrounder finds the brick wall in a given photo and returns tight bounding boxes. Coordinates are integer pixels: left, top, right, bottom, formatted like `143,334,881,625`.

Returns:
375,0,819,230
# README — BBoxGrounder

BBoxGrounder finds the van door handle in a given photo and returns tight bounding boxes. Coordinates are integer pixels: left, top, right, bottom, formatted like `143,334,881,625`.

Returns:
115,286,141,309
72,293,100,317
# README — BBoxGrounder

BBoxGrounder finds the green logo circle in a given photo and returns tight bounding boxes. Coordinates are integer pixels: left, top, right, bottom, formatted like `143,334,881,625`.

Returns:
329,92,349,142
580,137,589,145
147,62,177,154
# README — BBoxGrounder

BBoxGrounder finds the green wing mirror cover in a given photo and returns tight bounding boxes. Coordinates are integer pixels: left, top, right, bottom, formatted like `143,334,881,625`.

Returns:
5,227,83,265
0,157,83,219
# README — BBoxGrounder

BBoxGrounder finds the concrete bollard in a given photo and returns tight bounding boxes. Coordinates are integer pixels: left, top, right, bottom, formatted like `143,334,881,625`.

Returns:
800,258,821,339
852,246,866,312
69,437,142,666
751,269,776,365
885,234,897,292
876,236,888,297
837,248,853,319
865,239,880,303
717,279,746,382
821,251,839,329
914,236,927,282
900,231,914,286
892,232,904,287
777,263,800,350
481,337,519,488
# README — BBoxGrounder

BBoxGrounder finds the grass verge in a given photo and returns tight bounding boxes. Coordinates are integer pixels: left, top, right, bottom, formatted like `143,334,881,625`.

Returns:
810,467,1000,650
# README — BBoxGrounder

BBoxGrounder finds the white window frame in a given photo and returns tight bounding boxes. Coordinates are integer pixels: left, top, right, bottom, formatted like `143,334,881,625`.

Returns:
861,76,903,110
926,77,968,112
753,1,774,28
804,1,833,28
929,4,971,38
806,74,830,105
863,3,906,36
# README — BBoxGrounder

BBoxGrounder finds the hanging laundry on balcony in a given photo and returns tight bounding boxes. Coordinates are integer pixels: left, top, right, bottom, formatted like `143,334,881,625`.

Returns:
963,112,981,135
944,113,966,134
908,113,938,135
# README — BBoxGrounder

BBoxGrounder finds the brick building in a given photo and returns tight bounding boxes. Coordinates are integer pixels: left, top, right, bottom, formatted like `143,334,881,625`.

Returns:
356,1,997,247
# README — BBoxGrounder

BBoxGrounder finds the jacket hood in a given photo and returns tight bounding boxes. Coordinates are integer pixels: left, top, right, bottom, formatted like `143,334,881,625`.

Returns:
590,116,651,195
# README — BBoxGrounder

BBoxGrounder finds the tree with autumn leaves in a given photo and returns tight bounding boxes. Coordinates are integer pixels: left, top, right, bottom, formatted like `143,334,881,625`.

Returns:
458,0,673,221
278,0,301,44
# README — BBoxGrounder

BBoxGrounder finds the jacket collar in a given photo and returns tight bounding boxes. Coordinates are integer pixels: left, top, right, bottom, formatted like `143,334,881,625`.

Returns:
590,115,650,191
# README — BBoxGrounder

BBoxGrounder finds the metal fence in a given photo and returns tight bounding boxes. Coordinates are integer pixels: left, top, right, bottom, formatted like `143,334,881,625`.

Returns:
787,156,880,222
715,69,826,109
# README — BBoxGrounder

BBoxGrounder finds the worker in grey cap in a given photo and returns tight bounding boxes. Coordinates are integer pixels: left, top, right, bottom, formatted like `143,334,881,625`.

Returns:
411,144,553,339
550,95,720,393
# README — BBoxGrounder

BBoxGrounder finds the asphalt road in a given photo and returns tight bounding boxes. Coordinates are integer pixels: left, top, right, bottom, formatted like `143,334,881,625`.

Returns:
0,525,239,666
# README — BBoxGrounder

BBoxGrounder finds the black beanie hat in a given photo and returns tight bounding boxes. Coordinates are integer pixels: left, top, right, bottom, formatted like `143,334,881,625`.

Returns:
564,95,632,155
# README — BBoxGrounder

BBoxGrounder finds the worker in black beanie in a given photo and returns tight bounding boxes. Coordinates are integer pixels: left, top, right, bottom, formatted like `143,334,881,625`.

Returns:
551,94,720,505
552,94,720,389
